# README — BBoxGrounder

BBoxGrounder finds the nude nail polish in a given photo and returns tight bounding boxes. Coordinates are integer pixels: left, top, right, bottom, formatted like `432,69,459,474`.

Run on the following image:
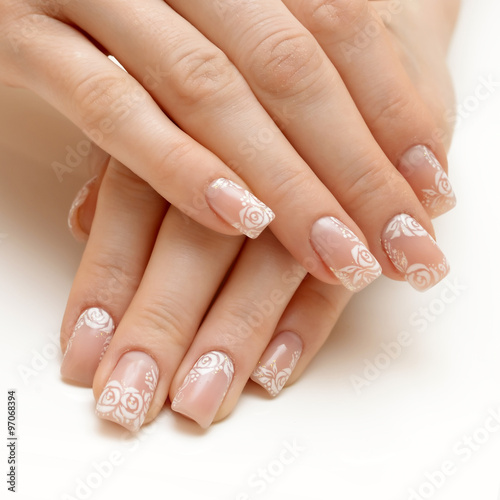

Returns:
399,145,456,218
310,216,382,292
61,308,115,386
68,176,98,241
171,351,234,429
95,352,159,432
382,213,450,292
205,178,275,239
251,331,303,397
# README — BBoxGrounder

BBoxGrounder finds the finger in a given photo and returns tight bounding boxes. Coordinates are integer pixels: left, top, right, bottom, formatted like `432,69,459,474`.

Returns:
93,209,244,431
283,0,457,218
57,0,380,289
169,231,307,428
67,145,110,242
166,0,450,290
60,159,166,385
251,276,352,396
3,13,271,238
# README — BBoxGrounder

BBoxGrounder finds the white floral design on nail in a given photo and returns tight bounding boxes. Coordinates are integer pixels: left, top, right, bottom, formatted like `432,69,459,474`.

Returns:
417,146,456,218
75,307,114,331
211,179,275,239
96,364,158,432
172,351,234,407
384,213,429,239
384,242,449,291
335,244,382,292
65,308,114,358
383,214,449,291
252,350,301,397
326,220,382,291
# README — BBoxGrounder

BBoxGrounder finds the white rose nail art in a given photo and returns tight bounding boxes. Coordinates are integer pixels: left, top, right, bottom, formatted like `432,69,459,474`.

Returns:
171,351,234,428
310,217,381,292
251,331,303,397
252,351,301,397
61,308,115,386
382,214,450,292
65,307,114,360
96,352,159,432
400,145,457,219
206,178,275,239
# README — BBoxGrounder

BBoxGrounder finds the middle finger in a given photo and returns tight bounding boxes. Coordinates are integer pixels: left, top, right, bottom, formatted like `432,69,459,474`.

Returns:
166,0,450,291
60,0,381,290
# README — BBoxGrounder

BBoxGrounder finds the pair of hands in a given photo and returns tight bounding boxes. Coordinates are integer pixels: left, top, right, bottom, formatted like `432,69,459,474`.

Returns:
0,0,459,430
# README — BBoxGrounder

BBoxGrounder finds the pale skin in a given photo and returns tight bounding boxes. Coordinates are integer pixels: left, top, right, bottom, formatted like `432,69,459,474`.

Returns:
55,0,461,429
0,0,460,428
1,0,456,285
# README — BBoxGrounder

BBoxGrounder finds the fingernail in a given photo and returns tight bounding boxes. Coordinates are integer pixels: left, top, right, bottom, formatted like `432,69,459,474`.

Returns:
206,178,275,239
398,145,456,218
95,352,159,432
310,217,382,292
61,308,115,386
382,214,450,292
171,351,234,429
251,331,303,397
68,176,98,242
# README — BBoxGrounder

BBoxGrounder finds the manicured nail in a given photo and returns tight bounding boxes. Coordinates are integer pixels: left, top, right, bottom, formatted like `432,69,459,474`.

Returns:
382,214,450,292
206,178,275,239
61,308,115,386
171,351,234,429
68,176,98,241
310,216,382,292
251,331,303,397
398,146,456,218
96,352,159,432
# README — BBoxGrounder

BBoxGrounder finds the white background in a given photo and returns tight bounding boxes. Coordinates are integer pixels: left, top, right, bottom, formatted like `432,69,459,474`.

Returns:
1,1,499,499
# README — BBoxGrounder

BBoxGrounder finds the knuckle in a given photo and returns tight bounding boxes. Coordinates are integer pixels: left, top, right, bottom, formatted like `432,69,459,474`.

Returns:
71,71,137,138
265,163,314,207
305,0,367,35
220,296,274,347
168,47,239,106
136,297,191,349
340,156,398,212
104,160,156,202
153,139,197,187
86,256,141,305
304,279,350,322
369,89,413,129
249,27,324,97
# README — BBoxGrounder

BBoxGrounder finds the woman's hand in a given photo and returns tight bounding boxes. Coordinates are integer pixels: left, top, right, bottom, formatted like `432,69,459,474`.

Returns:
58,0,459,429
61,157,352,429
0,0,455,291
